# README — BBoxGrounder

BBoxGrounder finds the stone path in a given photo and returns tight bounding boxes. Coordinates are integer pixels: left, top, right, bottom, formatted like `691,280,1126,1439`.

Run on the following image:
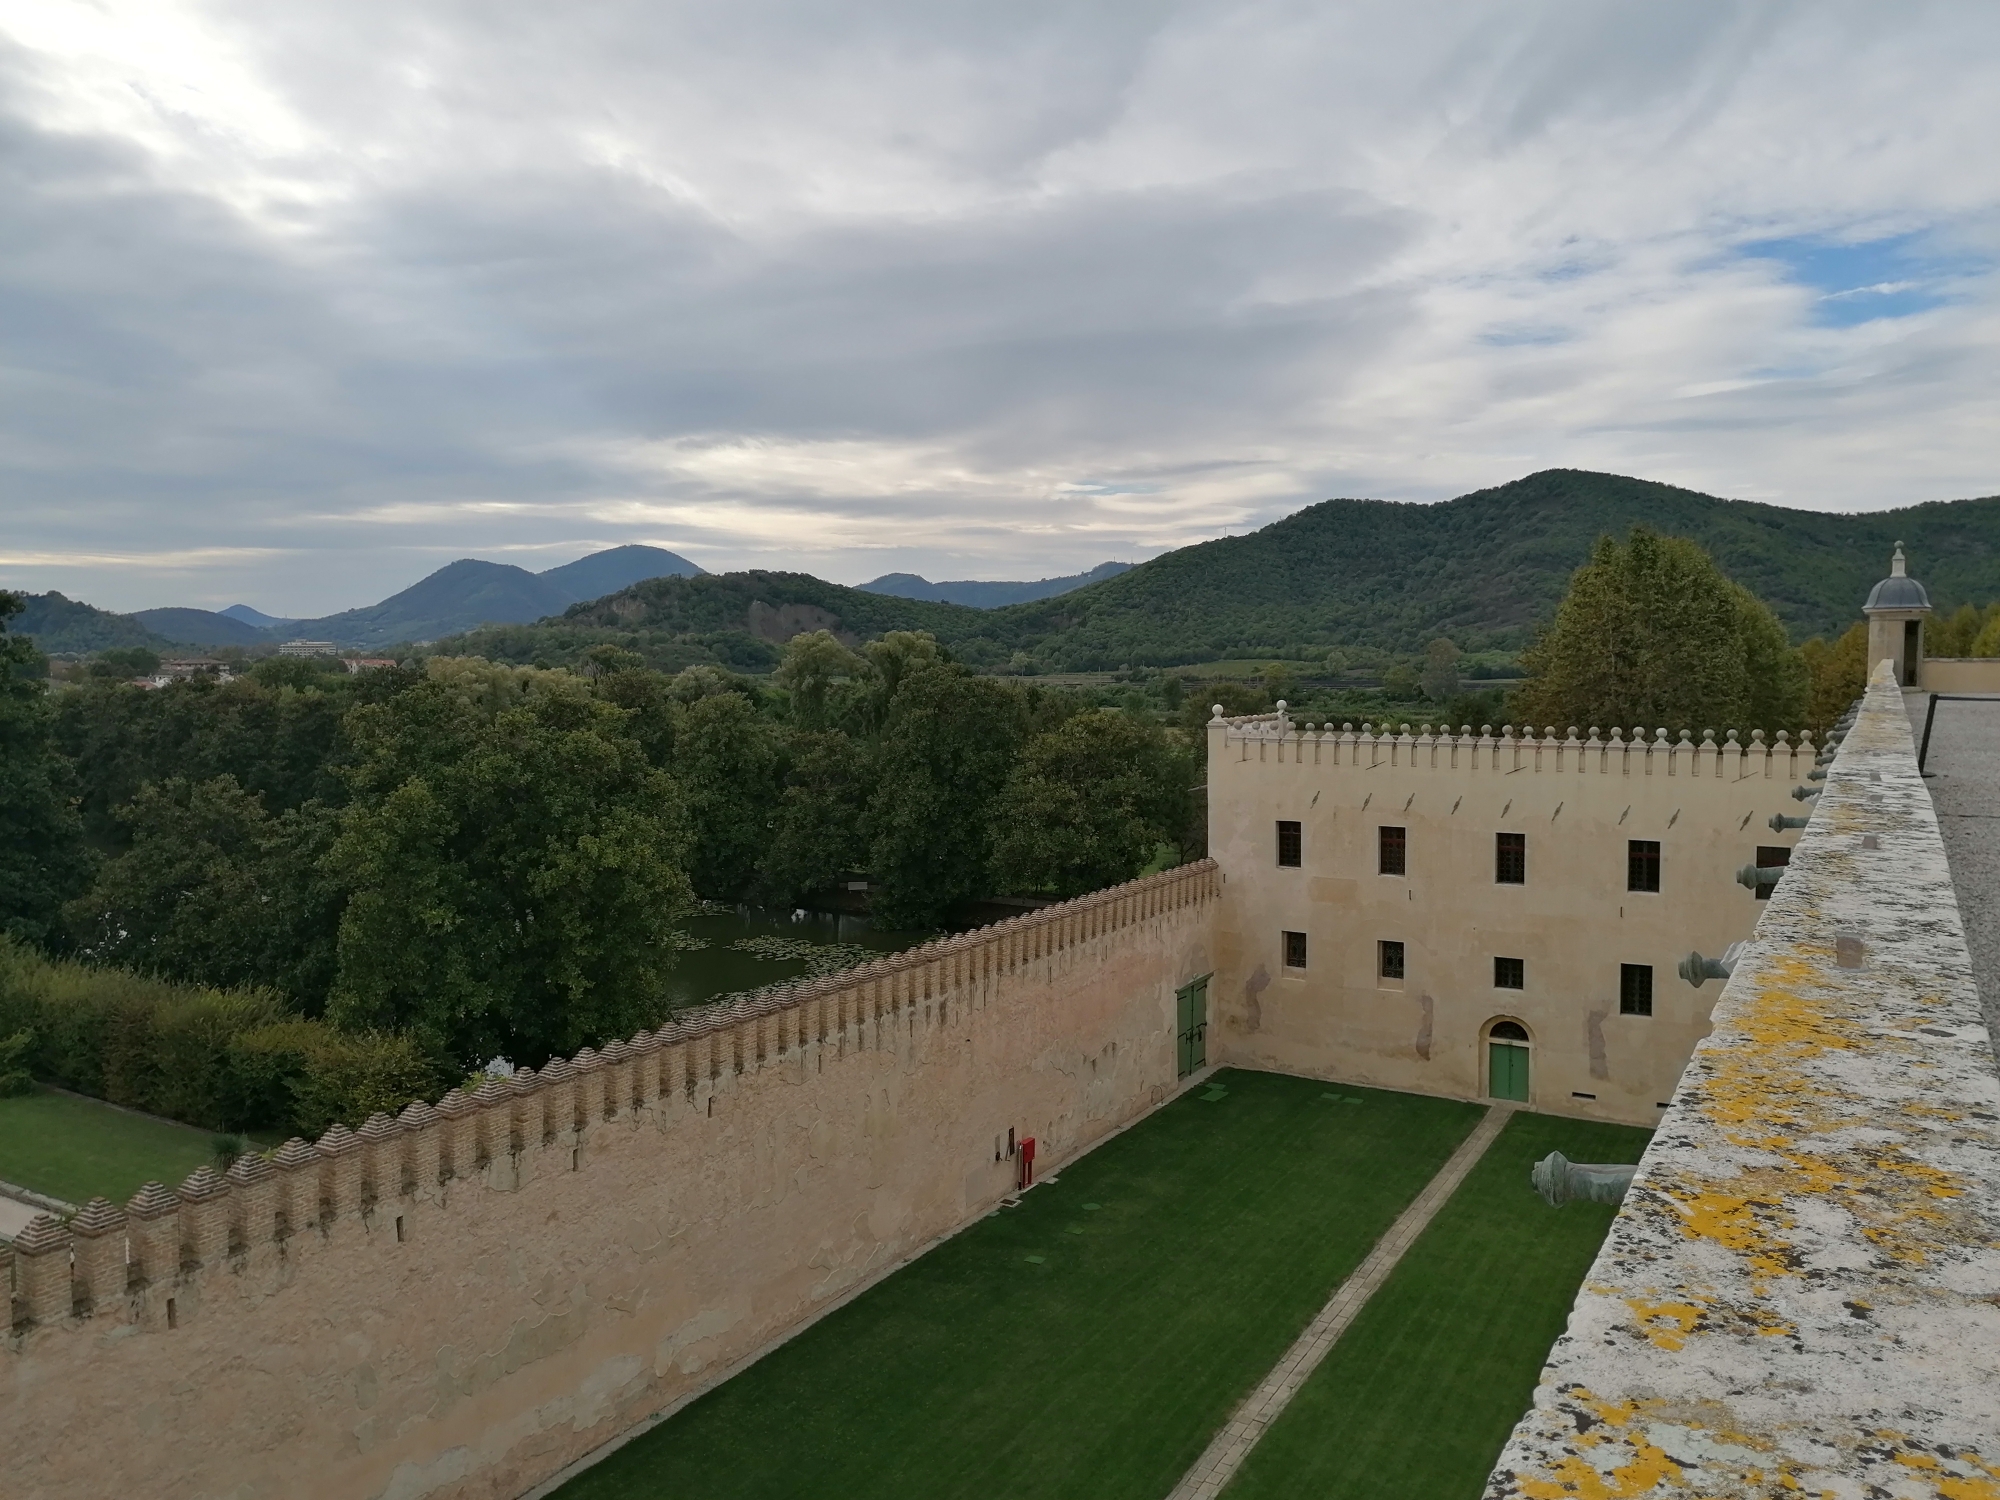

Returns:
1166,1102,1515,1500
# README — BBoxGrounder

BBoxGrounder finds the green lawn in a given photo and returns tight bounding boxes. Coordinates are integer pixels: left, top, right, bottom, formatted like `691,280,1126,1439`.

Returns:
1223,1110,1652,1500
0,1085,220,1206
557,1071,1483,1500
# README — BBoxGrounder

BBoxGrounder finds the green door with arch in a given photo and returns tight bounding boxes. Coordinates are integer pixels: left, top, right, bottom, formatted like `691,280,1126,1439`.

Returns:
1176,976,1209,1078
1487,1021,1530,1102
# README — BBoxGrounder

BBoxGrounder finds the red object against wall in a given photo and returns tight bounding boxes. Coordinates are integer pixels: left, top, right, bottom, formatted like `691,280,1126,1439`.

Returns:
1017,1137,1036,1190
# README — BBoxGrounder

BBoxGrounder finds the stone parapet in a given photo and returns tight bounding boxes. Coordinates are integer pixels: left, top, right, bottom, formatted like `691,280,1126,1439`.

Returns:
1484,664,2000,1496
1213,705,1811,785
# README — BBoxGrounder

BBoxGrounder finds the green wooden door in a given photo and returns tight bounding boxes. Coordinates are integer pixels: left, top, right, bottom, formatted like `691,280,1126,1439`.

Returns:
1176,977,1209,1078
1488,1041,1530,1102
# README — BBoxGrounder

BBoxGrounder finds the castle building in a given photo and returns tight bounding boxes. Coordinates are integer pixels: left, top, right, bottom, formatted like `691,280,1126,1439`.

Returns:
1203,711,1807,1126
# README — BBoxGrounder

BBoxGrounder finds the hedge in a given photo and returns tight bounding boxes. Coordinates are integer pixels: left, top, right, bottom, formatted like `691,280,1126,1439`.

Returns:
0,939,447,1136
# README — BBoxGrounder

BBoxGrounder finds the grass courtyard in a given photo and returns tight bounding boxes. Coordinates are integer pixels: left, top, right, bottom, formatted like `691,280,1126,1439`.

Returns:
0,1085,220,1207
558,1071,1483,1500
1224,1109,1652,1500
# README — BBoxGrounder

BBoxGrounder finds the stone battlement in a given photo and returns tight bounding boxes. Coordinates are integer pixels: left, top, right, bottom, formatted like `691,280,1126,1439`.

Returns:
2,859,1218,1500
4,857,1221,1346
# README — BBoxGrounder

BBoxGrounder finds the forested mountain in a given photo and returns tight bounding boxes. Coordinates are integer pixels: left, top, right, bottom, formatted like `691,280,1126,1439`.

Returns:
538,543,704,597
131,607,270,648
441,470,2000,672
11,593,186,654
861,561,1133,607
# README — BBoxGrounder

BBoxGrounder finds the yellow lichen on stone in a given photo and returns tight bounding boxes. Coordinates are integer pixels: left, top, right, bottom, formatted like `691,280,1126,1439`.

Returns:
1621,1297,1706,1351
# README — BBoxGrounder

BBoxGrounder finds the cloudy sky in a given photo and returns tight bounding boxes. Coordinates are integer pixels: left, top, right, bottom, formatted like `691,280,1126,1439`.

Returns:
2,1,1996,615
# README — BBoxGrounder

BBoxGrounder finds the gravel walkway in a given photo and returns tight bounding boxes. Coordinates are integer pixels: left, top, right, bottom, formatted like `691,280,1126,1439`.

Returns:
1907,691,2000,1047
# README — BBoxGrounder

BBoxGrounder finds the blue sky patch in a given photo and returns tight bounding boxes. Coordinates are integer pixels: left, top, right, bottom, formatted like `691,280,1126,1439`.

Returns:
1738,232,1971,327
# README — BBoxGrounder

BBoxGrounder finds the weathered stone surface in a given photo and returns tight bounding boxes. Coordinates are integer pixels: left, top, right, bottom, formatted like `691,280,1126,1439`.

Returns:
1484,665,2000,1498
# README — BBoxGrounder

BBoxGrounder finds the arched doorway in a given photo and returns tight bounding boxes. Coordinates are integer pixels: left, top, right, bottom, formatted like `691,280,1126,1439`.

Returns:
1486,1019,1530,1103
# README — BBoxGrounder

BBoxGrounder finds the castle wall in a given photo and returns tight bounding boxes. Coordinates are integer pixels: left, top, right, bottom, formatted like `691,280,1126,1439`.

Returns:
1918,656,2000,693
3,861,1219,1500
1205,715,1811,1126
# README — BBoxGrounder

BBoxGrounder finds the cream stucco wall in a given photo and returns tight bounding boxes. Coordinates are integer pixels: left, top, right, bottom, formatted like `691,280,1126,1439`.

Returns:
2,864,1218,1500
1205,717,1809,1126
1917,657,2000,694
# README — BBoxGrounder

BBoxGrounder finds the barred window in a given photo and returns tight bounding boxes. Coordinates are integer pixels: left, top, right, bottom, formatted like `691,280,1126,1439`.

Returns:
1378,825,1406,876
1495,832,1526,885
1620,963,1654,1016
1276,820,1302,868
1493,956,1524,990
1283,930,1308,970
1627,839,1661,893
1379,940,1405,980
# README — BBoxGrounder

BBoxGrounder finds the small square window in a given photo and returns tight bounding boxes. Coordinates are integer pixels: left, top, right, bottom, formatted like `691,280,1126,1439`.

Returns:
1283,930,1307,969
1627,839,1661,893
1496,832,1526,885
1753,845,1791,902
1620,963,1654,1016
1378,825,1406,876
1493,956,1524,990
1379,940,1405,980
1276,820,1302,868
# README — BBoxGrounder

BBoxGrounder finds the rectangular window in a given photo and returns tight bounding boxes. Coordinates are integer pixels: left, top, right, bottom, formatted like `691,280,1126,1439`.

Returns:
1627,839,1661,893
1276,820,1302,868
1379,940,1405,980
1620,963,1654,1016
1495,832,1526,885
1493,956,1524,990
1378,825,1406,876
1283,930,1308,970
1753,844,1791,902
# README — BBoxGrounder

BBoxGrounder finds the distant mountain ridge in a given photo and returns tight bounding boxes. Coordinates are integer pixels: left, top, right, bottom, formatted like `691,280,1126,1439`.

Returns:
18,472,2000,665
860,561,1133,608
453,470,2000,673
9,543,707,653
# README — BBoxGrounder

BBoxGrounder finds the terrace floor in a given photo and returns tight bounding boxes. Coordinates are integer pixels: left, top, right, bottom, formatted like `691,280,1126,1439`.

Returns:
549,1071,1646,1500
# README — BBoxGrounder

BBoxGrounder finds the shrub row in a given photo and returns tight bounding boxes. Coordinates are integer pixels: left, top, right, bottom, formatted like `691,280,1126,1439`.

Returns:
0,939,448,1138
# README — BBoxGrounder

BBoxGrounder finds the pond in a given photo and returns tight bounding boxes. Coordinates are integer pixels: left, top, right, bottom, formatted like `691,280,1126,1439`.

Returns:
662,904,937,1012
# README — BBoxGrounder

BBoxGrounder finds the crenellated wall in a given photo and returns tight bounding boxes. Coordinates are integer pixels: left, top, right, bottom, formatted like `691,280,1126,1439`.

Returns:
1206,709,1814,1124
3,861,1219,1500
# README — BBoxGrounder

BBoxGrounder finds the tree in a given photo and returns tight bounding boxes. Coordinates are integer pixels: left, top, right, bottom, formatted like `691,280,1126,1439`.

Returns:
774,630,865,731
759,730,870,905
989,711,1196,898
325,673,692,1065
64,776,343,1008
1420,639,1460,702
1800,622,1869,737
866,662,1024,927
0,593,91,945
1510,529,1807,735
672,691,785,901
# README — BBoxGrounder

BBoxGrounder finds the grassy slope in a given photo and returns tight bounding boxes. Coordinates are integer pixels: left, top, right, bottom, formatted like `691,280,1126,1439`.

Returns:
0,1086,218,1204
426,471,2000,671
1224,1110,1653,1500
557,1071,1482,1500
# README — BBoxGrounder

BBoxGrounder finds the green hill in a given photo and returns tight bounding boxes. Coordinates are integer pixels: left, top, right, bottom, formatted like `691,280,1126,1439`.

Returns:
10,593,186,655
993,470,2000,667
366,470,2000,671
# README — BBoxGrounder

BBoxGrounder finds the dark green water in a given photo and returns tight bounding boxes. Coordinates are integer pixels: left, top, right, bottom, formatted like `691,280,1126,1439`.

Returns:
662,905,933,1012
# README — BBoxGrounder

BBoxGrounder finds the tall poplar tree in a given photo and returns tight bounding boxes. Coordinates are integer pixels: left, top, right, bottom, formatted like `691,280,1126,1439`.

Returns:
1511,529,1807,735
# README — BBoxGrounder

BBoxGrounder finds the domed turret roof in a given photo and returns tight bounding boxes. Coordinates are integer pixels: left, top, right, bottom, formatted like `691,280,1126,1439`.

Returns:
1864,543,1931,612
